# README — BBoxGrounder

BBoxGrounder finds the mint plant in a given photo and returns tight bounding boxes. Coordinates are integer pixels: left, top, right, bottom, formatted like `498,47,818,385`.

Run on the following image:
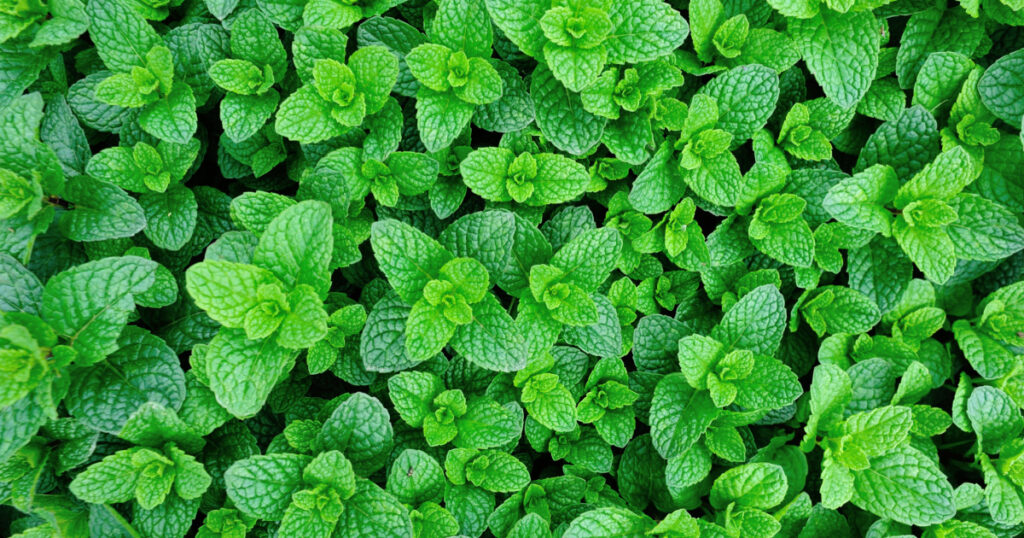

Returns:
207,8,288,143
5,0,1024,536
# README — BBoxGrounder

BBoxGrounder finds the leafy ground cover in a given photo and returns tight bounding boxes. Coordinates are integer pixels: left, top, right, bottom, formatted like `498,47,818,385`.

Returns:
2,0,1024,536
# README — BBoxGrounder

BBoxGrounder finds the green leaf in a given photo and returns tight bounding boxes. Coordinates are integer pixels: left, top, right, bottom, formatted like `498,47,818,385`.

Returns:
371,219,454,304
277,503,335,537
253,200,334,298
967,386,1023,454
789,10,879,108
484,0,548,57
415,86,475,153
139,83,198,144
134,493,200,538
405,298,455,361
543,43,606,94
843,405,913,458
387,449,445,505
69,448,140,505
855,105,940,181
225,453,311,520
119,401,205,453
531,66,606,156
204,328,297,418
892,219,956,285
711,284,786,355
221,91,279,143
336,480,413,538
562,294,623,358
550,227,622,293
823,164,898,236
521,374,578,433
847,236,912,315
360,293,423,373
530,153,591,205
749,202,815,268
710,463,788,510
0,253,42,314
58,176,146,242
85,0,161,71
460,147,514,202
734,355,803,410
229,191,295,235
185,260,281,328
66,326,185,433
799,286,881,337
455,398,522,449
275,86,343,144
473,60,535,133
850,446,956,527
895,6,982,89
912,52,975,114
42,256,156,363
947,194,1024,262
682,148,743,208
562,507,650,538
433,0,493,58
650,374,718,459
314,393,394,475
605,0,689,64
507,513,552,538
451,294,528,372
388,370,442,427
978,49,1024,124
140,185,197,251
982,458,1024,526
803,363,852,450
767,0,818,18
346,47,398,112
0,396,46,465
629,141,685,213
452,449,530,493
894,146,975,208
698,64,779,144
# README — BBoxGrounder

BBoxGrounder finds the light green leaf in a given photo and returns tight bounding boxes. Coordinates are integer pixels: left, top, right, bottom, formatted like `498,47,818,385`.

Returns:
253,200,334,298
789,10,879,108
204,328,297,418
850,446,956,527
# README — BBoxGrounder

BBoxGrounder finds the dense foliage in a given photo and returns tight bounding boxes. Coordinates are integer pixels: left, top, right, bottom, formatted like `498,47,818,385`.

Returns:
3,0,1024,536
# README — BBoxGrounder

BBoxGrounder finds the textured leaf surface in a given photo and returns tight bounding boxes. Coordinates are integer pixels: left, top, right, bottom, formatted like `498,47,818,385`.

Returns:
42,256,156,363
789,10,879,108
851,446,956,526
205,328,297,418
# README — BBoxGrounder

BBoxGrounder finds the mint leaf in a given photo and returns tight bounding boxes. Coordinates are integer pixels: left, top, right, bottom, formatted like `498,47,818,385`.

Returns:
85,0,161,71
371,219,454,305
139,185,197,251
711,284,786,356
58,176,146,242
605,0,688,64
204,328,297,418
698,64,779,144
531,66,606,156
225,453,311,520
451,294,528,372
850,446,956,526
789,10,879,108
66,327,185,433
42,256,156,363
314,393,394,475
978,49,1024,124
